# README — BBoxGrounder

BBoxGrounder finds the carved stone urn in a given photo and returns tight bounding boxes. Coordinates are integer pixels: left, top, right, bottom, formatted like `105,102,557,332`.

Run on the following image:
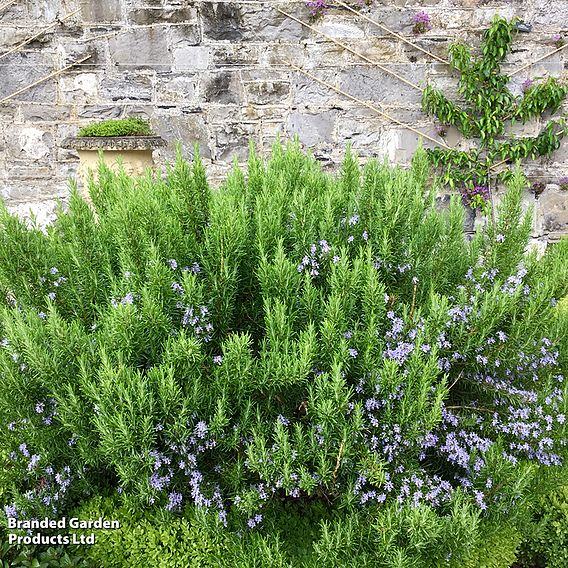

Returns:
62,135,167,195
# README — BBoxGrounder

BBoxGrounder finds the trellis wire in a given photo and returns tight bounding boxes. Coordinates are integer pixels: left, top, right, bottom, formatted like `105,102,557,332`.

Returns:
0,8,80,61
510,41,568,76
277,8,422,92
287,61,450,150
335,0,449,65
0,55,92,104
0,0,16,13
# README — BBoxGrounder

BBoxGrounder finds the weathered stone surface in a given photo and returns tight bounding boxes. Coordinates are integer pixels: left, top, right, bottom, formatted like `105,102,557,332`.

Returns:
109,28,171,69
77,105,122,120
169,24,201,46
173,46,210,71
80,0,123,23
210,45,262,67
201,72,243,105
156,75,198,104
100,73,154,101
7,200,60,228
20,104,73,122
0,26,29,47
201,3,244,41
0,53,57,103
128,8,195,25
335,115,386,150
241,6,310,42
319,18,366,39
286,111,336,146
292,71,339,106
536,188,568,237
245,81,290,106
59,73,99,103
340,65,425,105
154,113,212,159
212,121,258,161
58,41,106,68
7,127,53,161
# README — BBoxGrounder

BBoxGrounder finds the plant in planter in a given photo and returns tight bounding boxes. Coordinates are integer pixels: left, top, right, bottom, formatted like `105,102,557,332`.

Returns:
62,117,166,195
77,117,153,138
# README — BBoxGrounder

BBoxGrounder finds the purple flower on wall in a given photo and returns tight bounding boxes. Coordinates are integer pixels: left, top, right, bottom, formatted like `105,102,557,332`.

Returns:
413,11,432,34
305,0,328,18
522,78,534,92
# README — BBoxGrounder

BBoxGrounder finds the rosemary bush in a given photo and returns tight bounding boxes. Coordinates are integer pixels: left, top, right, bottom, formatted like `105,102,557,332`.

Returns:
0,141,567,566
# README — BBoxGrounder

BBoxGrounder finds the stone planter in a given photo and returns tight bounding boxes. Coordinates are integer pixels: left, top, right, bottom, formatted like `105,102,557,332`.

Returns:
62,136,167,196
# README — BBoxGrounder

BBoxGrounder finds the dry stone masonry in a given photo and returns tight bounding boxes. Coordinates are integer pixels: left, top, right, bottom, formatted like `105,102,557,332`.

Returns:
0,0,567,242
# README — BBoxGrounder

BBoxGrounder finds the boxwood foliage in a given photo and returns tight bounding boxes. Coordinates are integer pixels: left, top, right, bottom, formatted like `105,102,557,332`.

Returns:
0,141,567,567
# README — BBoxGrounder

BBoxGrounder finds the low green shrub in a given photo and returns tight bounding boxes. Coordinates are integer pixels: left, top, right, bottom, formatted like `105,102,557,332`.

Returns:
0,140,567,567
77,117,153,137
517,479,568,568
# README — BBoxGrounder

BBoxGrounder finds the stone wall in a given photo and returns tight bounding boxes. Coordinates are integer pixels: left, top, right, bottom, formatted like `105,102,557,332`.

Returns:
0,0,567,242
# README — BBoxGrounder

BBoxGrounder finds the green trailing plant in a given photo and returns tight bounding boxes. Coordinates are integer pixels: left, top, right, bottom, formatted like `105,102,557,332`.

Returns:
77,117,153,138
422,15,568,205
0,141,568,566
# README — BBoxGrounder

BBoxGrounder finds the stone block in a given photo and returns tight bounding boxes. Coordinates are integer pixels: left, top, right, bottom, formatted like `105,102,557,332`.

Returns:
7,127,53,161
340,65,426,106
109,28,171,69
346,39,400,64
536,187,568,238
210,45,262,67
173,46,210,71
58,40,106,69
245,81,290,106
80,0,123,23
365,7,415,34
169,24,201,46
212,121,258,161
155,75,198,104
0,26,29,47
0,53,57,103
318,18,366,39
201,72,244,105
241,4,310,42
336,115,386,147
128,7,195,25
1,180,41,203
292,70,340,107
27,0,64,21
77,105,123,119
286,111,336,146
401,38,450,64
100,73,154,101
154,112,212,159
20,104,73,122
260,43,308,68
7,200,60,229
0,103,19,123
59,73,99,103
201,2,244,41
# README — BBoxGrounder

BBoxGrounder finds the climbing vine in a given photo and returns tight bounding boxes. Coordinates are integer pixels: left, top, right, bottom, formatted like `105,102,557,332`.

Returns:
422,15,568,207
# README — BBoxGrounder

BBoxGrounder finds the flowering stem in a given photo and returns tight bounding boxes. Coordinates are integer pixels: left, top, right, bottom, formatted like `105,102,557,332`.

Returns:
332,438,346,490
